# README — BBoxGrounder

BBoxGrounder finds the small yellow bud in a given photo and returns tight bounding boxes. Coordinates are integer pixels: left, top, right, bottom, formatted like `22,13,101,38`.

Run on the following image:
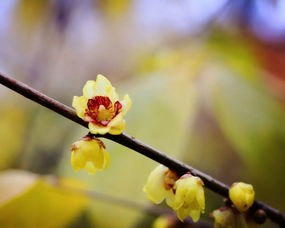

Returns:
71,136,110,174
172,174,205,222
143,165,177,207
72,74,132,135
229,182,255,212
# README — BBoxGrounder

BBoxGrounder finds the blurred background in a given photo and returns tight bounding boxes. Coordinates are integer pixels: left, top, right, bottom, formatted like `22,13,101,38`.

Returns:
0,0,285,227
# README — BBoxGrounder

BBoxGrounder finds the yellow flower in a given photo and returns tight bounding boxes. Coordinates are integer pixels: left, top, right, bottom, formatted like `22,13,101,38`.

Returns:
143,165,178,207
212,207,258,228
229,182,255,212
71,136,110,174
72,74,132,135
172,174,205,222
212,207,236,228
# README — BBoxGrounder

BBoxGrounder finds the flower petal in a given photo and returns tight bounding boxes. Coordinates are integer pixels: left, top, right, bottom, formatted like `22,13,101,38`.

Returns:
72,96,88,119
71,149,86,171
196,186,205,212
109,114,125,135
84,162,97,174
176,207,189,221
89,122,111,135
173,178,195,210
83,80,97,98
165,190,175,208
189,210,201,222
143,165,169,204
121,94,132,115
102,149,110,169
94,74,118,102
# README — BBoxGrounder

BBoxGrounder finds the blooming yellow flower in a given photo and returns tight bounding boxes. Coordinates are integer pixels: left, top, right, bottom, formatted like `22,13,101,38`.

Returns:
71,136,110,174
143,165,178,207
229,182,255,212
172,174,205,222
72,74,132,135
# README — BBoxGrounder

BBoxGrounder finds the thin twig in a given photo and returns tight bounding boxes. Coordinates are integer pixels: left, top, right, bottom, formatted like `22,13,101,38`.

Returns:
0,73,284,227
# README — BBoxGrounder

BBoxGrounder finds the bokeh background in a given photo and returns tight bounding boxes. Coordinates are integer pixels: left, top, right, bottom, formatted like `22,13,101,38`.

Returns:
0,0,285,227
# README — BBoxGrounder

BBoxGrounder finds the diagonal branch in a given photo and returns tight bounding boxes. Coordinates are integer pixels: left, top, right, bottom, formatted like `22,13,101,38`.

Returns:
0,72,284,227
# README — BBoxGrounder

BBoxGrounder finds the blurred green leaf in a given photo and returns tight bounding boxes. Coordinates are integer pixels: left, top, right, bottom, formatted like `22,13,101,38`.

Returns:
209,69,285,210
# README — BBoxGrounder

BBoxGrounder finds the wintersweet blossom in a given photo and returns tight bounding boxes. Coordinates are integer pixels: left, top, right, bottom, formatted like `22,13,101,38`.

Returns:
143,165,178,207
172,174,205,222
212,207,237,228
71,136,110,174
72,74,131,135
212,207,259,228
229,182,255,212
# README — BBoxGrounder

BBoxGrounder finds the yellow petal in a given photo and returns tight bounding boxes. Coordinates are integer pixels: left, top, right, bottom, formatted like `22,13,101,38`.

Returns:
121,94,132,115
71,150,86,171
102,149,110,169
89,148,104,170
72,96,88,119
84,162,97,174
83,80,97,98
173,177,195,210
143,165,169,204
109,114,125,135
95,74,119,102
88,122,110,135
176,207,189,221
165,190,175,208
189,210,201,222
196,186,205,212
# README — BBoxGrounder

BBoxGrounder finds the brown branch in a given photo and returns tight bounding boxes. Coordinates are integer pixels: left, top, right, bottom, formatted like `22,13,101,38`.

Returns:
0,72,284,227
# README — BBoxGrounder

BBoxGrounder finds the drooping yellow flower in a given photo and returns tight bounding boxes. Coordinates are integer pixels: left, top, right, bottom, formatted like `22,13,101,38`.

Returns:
143,165,178,207
72,74,132,135
71,136,110,174
172,174,205,222
229,182,255,212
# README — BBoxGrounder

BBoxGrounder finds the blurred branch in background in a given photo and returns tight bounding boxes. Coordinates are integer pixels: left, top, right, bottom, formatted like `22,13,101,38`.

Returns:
57,181,212,228
0,72,284,227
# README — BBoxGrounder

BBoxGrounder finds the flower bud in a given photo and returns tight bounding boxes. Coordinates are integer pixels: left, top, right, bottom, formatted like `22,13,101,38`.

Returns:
71,136,109,174
229,182,255,212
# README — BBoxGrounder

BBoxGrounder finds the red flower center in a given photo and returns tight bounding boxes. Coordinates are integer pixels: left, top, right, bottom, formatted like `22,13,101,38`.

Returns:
84,96,122,126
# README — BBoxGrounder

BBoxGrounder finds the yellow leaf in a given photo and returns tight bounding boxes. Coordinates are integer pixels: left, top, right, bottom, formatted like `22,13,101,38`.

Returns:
0,170,88,228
